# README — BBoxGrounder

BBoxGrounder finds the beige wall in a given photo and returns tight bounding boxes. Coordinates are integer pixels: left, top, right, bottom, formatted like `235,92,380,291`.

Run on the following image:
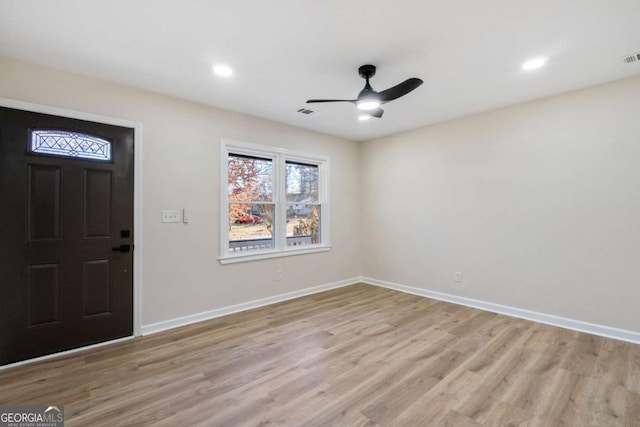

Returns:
0,56,362,326
3,54,639,335
361,76,640,331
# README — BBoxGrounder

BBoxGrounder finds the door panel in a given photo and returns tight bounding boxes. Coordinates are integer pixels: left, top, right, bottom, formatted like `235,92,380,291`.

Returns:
26,263,61,326
27,164,63,241
83,259,112,317
0,106,134,365
83,169,113,238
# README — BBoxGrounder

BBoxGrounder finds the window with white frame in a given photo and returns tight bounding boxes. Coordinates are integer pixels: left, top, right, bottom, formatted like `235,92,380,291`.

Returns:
220,139,330,263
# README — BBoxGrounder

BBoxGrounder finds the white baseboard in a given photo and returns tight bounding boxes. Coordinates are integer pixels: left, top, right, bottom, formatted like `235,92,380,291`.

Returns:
141,277,360,335
361,277,640,345
8,275,636,371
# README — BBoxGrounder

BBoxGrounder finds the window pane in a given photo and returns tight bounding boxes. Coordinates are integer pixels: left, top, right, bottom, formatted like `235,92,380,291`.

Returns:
229,203,275,252
228,154,273,202
30,130,112,161
286,205,320,246
286,162,318,203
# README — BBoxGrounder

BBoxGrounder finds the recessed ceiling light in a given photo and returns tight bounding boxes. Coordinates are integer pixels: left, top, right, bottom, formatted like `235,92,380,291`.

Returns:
358,115,371,121
522,56,549,71
213,64,233,77
357,100,381,111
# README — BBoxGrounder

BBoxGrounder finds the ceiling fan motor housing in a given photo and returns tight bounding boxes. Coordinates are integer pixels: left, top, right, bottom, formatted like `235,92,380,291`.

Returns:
359,64,376,79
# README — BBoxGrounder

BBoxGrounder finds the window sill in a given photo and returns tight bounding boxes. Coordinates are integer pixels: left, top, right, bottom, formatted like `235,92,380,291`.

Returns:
218,245,331,265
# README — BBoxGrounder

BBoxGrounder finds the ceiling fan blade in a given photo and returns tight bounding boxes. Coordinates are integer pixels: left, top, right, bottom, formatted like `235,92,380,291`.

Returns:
365,107,384,118
377,78,423,102
306,99,356,104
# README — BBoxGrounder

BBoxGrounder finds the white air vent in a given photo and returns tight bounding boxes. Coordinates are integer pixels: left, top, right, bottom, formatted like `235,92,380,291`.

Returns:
622,52,640,64
296,108,315,115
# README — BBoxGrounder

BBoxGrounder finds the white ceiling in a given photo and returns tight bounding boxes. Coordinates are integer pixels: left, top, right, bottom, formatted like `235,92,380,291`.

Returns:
1,1,640,141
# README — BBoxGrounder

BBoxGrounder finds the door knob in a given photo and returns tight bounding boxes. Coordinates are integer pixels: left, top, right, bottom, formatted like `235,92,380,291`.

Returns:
112,244,131,253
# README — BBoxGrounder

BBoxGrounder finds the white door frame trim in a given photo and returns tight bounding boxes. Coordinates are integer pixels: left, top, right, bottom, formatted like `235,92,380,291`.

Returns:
0,97,144,337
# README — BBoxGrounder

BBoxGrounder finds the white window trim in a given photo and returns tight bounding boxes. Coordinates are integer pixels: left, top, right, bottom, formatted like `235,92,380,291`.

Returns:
219,138,331,264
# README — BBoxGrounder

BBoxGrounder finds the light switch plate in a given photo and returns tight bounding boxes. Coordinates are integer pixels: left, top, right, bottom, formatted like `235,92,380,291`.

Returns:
162,210,181,223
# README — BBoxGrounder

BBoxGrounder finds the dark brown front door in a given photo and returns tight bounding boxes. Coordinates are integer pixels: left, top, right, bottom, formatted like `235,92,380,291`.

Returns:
0,106,134,365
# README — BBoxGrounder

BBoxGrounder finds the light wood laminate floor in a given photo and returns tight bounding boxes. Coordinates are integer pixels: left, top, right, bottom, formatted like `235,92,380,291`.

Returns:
1,284,640,426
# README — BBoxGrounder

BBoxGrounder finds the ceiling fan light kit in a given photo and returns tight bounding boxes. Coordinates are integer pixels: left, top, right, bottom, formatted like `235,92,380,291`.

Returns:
357,101,381,111
306,64,423,119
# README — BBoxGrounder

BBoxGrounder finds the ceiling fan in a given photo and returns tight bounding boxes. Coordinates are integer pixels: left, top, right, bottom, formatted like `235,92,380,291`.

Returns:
306,64,423,118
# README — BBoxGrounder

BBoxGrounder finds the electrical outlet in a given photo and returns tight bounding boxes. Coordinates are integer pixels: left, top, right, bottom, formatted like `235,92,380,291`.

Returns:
454,271,462,283
276,270,283,281
161,210,181,223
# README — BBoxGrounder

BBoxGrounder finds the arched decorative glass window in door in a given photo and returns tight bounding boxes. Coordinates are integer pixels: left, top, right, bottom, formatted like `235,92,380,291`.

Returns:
29,129,112,161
